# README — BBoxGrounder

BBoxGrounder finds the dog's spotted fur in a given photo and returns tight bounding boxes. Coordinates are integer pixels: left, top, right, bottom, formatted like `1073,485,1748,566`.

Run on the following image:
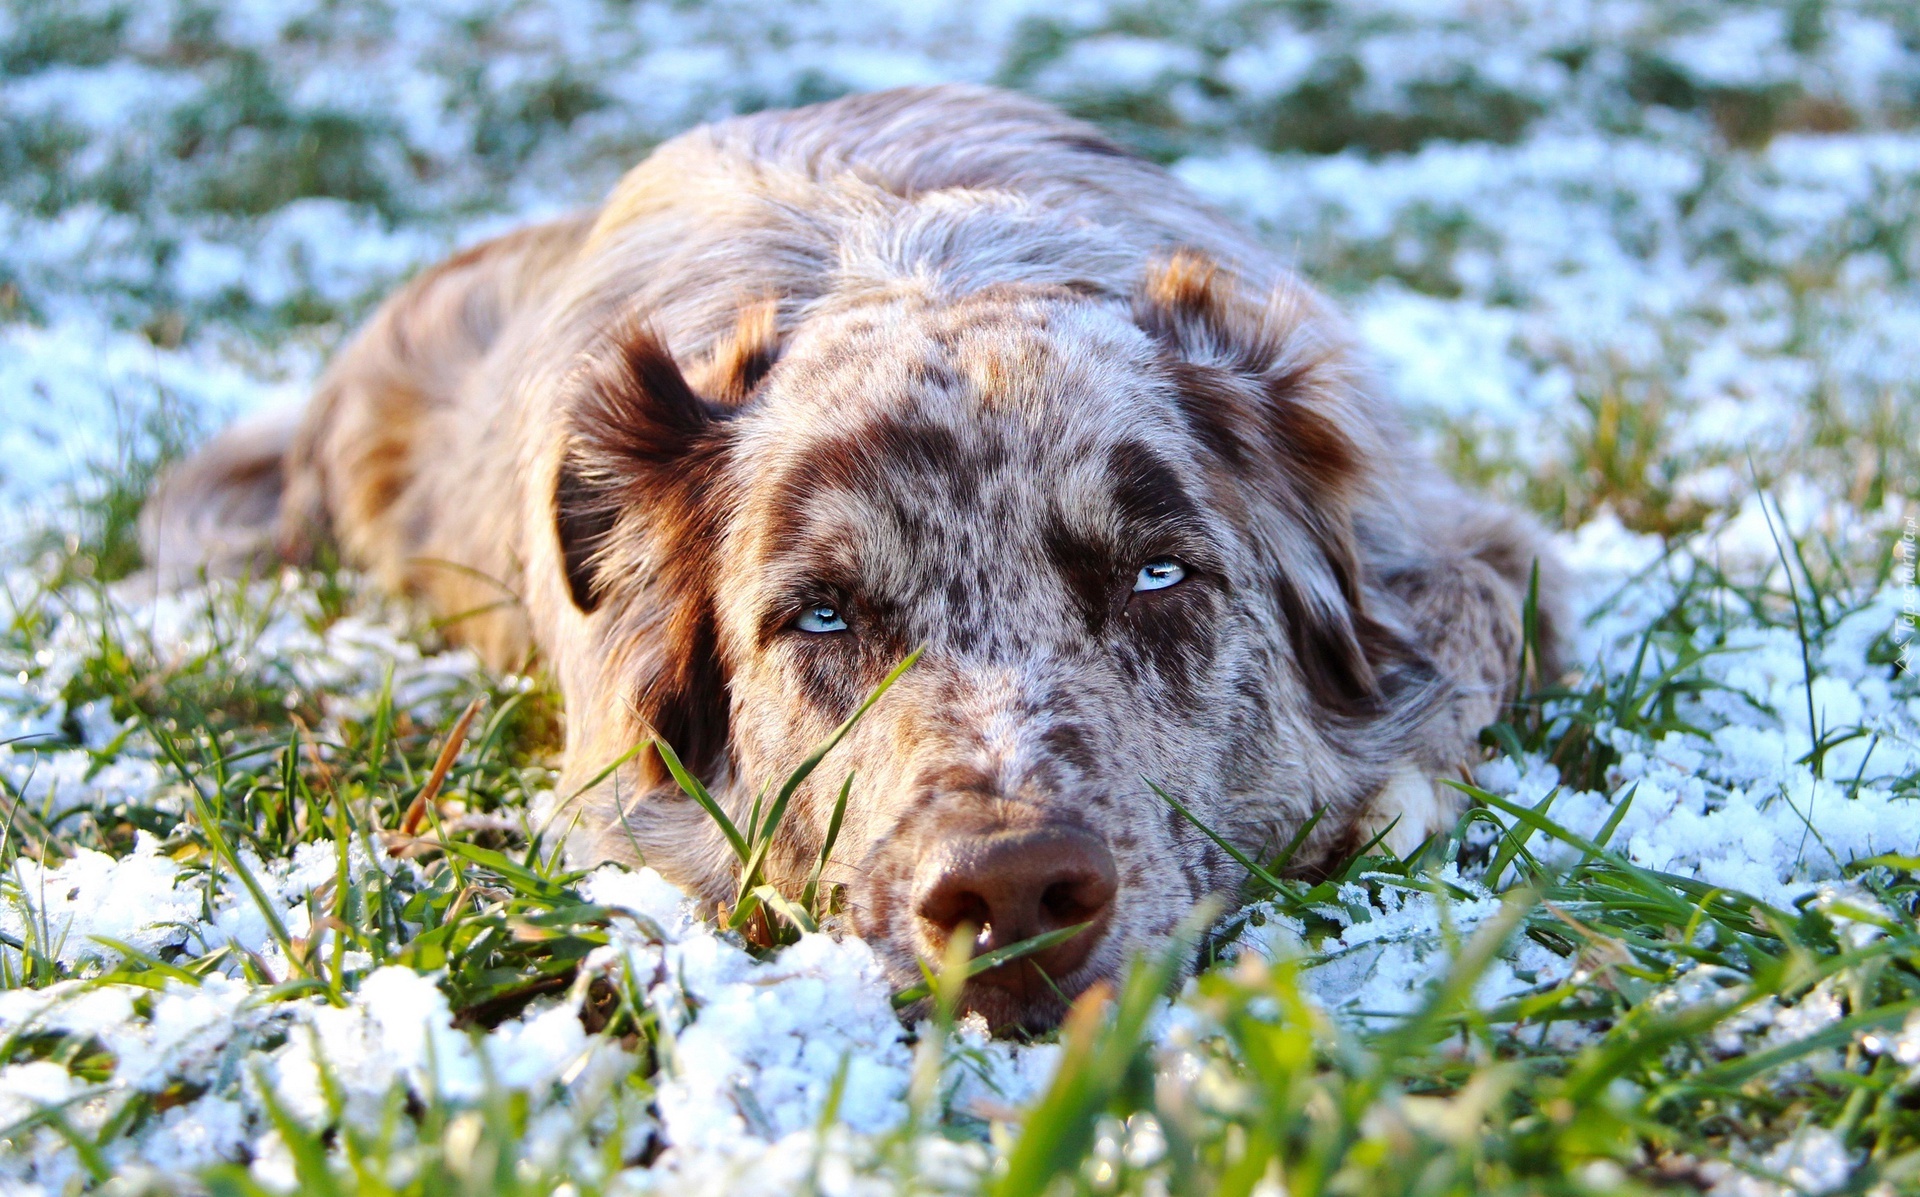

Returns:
145,85,1566,1027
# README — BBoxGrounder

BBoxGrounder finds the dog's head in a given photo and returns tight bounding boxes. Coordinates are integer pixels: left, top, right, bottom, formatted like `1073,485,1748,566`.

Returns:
547,253,1438,1028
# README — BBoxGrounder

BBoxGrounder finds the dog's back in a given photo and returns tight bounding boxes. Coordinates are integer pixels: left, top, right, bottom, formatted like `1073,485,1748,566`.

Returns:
139,214,593,625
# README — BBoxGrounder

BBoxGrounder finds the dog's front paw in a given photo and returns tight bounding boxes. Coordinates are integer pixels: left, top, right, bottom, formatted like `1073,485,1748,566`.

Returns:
1358,761,1463,859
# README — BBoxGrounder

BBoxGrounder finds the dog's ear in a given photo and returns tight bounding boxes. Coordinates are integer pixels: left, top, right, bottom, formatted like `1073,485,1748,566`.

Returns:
553,320,737,778
1136,251,1431,722
1135,251,1365,504
554,319,725,614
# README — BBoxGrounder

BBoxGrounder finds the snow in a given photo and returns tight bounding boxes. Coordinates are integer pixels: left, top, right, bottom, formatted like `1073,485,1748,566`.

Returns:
0,321,300,533
1,835,200,966
1709,1125,1859,1197
265,965,596,1123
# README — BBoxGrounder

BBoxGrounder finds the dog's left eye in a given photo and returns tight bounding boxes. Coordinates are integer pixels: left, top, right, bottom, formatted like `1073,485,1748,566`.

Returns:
1133,559,1187,592
795,605,848,633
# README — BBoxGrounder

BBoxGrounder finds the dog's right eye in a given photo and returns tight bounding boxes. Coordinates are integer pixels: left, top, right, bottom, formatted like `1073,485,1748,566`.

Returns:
1133,559,1188,592
795,605,848,633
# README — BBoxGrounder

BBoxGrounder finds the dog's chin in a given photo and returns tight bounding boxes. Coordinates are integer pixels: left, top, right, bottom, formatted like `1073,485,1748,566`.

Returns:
955,976,1077,1033
884,953,1105,1033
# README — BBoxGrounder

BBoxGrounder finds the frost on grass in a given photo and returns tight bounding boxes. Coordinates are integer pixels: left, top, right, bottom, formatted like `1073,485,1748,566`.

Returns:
3,0,1920,1193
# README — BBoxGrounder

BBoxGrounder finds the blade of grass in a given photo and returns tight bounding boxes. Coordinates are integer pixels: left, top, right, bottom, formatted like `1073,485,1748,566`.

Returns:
655,736,748,863
990,902,1216,1197
1485,786,1559,890
183,783,303,979
751,883,818,935
1579,782,1638,870
1263,806,1325,876
799,772,853,918
890,922,1091,1009
1149,778,1285,893
395,695,482,842
732,648,922,915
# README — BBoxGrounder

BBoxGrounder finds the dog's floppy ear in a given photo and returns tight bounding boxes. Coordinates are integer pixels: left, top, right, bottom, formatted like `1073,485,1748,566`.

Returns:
555,300,781,612
1135,251,1365,503
554,319,726,614
553,319,738,778
1136,251,1432,723
556,303,779,609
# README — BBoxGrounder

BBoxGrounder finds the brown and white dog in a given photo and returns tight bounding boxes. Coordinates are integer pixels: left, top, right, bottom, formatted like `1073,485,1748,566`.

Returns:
145,85,1565,1029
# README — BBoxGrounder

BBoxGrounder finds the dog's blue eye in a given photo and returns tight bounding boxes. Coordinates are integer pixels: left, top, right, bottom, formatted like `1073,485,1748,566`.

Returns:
1134,560,1187,592
796,605,848,633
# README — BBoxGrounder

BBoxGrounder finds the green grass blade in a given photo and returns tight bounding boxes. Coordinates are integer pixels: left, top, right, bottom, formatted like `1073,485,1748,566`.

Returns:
752,884,818,936
1580,781,1638,869
890,922,1090,1008
1485,785,1558,890
1263,805,1325,876
990,903,1214,1197
1148,778,1285,894
654,736,749,864
183,783,302,978
730,648,921,919
799,771,853,917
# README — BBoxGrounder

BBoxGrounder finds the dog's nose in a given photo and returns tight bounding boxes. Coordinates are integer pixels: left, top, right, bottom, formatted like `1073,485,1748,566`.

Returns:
912,823,1118,987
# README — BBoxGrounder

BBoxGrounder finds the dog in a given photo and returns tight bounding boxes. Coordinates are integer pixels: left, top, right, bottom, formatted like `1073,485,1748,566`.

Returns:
145,84,1565,1029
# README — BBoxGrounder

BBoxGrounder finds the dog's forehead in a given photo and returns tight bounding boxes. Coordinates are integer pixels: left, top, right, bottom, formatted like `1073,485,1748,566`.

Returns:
728,292,1202,558
762,288,1164,427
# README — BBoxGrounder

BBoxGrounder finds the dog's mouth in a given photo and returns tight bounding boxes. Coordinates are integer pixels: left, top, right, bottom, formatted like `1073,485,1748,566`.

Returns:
887,944,1115,1033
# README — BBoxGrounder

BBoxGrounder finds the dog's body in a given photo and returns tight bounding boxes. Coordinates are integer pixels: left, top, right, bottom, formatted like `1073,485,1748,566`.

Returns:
147,85,1563,1027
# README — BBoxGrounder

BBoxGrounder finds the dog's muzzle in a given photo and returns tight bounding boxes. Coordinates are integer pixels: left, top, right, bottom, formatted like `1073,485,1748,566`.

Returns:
909,821,1118,998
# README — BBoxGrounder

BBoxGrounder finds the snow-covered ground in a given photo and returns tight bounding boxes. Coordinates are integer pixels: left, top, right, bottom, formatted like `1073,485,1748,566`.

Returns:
2,2,1918,1193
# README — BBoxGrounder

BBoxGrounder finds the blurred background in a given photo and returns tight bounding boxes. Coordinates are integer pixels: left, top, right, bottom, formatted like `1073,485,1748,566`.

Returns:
1,0,1916,563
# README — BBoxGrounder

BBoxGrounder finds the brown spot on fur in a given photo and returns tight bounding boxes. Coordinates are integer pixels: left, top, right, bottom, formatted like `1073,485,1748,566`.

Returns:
1042,520,1115,636
637,597,733,785
1039,722,1098,775
701,298,783,404
1119,585,1218,705
1169,362,1252,469
765,415,1003,549
1105,441,1203,538
1270,557,1379,715
1273,568,1440,727
919,763,999,803
1045,442,1215,638
554,464,618,612
1140,250,1220,328
556,319,727,608
1263,365,1360,500
1142,253,1363,503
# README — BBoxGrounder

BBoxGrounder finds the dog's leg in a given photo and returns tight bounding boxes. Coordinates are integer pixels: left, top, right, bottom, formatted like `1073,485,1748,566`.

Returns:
1359,760,1457,859
1358,502,1567,858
